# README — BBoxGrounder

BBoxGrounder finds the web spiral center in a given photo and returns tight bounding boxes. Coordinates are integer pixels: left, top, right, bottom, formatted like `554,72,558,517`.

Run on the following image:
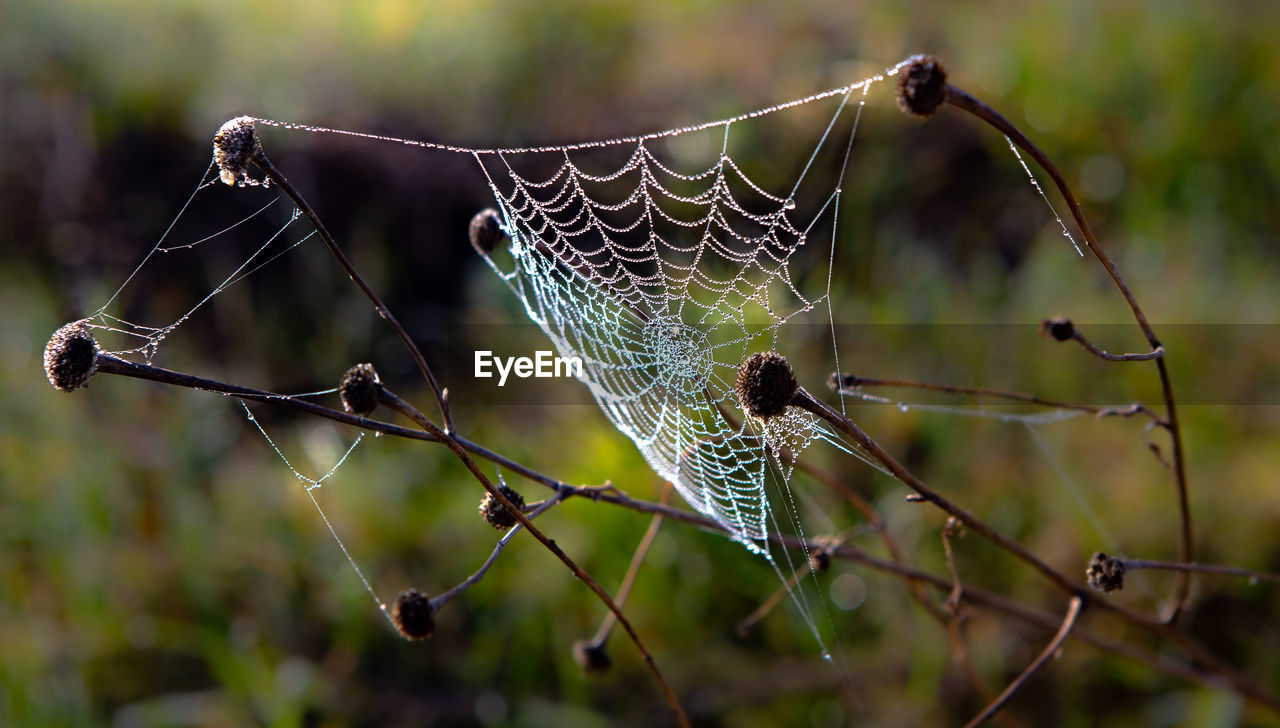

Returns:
642,316,713,396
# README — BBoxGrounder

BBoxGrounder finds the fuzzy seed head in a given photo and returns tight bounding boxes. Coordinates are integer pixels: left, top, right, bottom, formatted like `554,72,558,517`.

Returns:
809,550,832,573
479,484,526,530
213,116,260,186
736,351,797,420
1086,552,1126,594
469,208,506,255
1041,316,1075,342
896,55,949,117
338,363,381,415
44,321,99,392
392,589,435,640
572,640,613,673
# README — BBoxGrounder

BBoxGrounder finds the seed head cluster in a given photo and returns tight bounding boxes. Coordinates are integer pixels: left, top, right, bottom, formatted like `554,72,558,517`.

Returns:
1041,316,1076,342
338,363,382,416
213,116,261,186
479,483,526,530
572,640,612,673
469,208,506,255
44,321,100,392
391,589,436,640
896,55,949,117
736,351,797,420
1086,552,1126,594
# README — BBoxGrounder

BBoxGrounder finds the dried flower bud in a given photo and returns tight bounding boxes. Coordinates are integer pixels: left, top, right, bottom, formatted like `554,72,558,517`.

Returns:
469,208,506,255
896,55,948,117
1086,552,1126,594
479,484,526,530
213,116,261,186
1040,316,1075,342
809,549,831,573
572,640,612,673
736,351,797,420
44,321,99,392
338,363,381,416
392,589,435,640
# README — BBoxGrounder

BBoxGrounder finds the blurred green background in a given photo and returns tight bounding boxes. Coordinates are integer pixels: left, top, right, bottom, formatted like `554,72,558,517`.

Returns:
5,1,1280,726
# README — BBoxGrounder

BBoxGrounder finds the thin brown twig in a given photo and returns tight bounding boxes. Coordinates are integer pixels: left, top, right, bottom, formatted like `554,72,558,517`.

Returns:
829,372,1167,426
249,149,456,435
371,388,690,727
1069,332,1164,362
96,352,687,724
788,383,1274,704
432,492,566,609
586,482,674,651
1122,560,1280,585
791,386,1086,599
943,82,1194,623
963,597,1083,728
942,518,965,615
940,521,1009,722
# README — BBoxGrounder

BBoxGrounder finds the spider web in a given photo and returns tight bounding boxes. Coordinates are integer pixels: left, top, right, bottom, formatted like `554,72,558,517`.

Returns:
469,104,869,554
79,60,1122,645
86,59,1086,557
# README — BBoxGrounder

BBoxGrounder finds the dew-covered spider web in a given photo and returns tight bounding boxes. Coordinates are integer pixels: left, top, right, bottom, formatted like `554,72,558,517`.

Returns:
464,89,880,557
79,58,1125,646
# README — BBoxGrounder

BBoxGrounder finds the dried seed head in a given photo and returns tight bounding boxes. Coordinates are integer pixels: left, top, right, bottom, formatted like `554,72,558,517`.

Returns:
896,55,949,117
736,351,797,420
478,484,526,530
572,640,612,673
1086,552,1126,594
44,321,99,392
809,549,831,573
213,116,261,186
392,589,435,640
1041,316,1075,342
469,208,506,255
338,363,381,416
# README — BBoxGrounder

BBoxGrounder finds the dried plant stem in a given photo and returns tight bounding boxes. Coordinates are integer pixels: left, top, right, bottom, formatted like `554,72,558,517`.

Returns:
370,389,690,727
249,150,456,434
717,401,949,625
432,494,565,609
826,542,1271,709
587,482,673,650
943,83,1193,621
792,386,1083,598
93,355,688,726
1122,560,1280,585
1068,332,1164,362
963,597,1083,728
830,373,1166,425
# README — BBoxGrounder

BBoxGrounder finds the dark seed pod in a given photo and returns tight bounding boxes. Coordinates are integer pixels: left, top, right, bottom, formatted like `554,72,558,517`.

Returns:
1040,316,1075,342
736,351,798,420
896,55,948,117
213,116,261,186
338,363,381,415
392,589,436,640
44,321,99,392
572,640,612,673
479,484,526,530
1086,552,1126,594
809,549,831,573
469,208,506,255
